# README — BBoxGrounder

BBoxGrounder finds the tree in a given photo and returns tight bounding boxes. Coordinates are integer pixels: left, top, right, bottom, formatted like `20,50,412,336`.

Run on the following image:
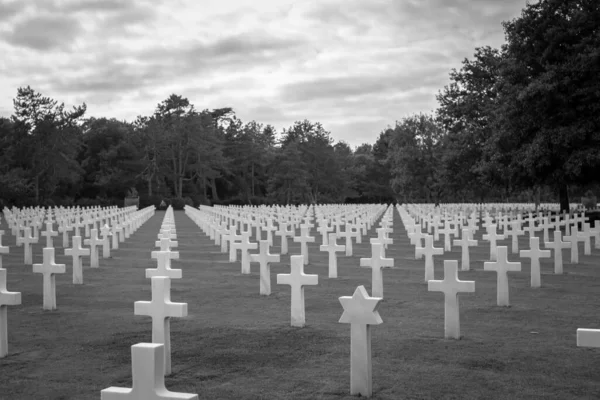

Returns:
435,46,506,202
495,0,600,211
79,117,142,199
388,113,446,204
11,86,86,202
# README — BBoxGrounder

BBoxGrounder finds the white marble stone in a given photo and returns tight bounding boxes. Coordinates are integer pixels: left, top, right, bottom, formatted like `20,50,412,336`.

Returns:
101,343,198,400
148,250,181,279
33,247,66,310
134,277,188,376
0,231,8,270
320,233,345,278
84,228,103,268
19,227,37,265
64,236,90,284
359,243,393,298
339,285,383,398
577,328,600,348
453,229,477,271
100,224,112,258
544,229,570,274
293,226,315,265
415,235,444,282
237,234,258,274
250,240,280,295
483,246,521,307
0,268,21,358
563,229,580,264
276,255,318,327
482,224,505,261
428,260,475,339
41,222,58,248
519,237,551,288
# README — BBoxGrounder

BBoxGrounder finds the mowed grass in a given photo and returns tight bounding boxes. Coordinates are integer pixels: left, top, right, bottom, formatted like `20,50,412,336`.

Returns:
0,208,600,399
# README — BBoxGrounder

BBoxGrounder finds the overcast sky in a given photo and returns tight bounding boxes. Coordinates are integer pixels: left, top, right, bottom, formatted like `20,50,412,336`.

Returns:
0,0,531,147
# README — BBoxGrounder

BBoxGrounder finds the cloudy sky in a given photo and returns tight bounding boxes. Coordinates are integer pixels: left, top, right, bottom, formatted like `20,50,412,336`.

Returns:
0,0,530,147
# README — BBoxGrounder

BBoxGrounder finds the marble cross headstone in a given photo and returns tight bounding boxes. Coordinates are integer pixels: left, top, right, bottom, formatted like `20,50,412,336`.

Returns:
20,227,37,265
237,234,258,274
276,255,318,327
320,232,345,278
84,228,103,268
134,276,188,376
0,268,21,358
32,247,66,310
482,224,505,261
293,226,315,265
64,236,90,284
41,222,58,248
483,246,521,307
250,240,280,295
519,237,551,288
339,285,383,398
453,229,477,271
148,250,182,279
100,224,112,258
0,231,8,269
562,230,580,264
428,260,475,339
415,235,443,282
544,229,571,274
359,243,393,298
100,343,198,400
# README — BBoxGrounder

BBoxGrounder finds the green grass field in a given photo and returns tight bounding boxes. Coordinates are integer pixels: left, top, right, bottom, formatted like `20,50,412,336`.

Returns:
0,209,599,399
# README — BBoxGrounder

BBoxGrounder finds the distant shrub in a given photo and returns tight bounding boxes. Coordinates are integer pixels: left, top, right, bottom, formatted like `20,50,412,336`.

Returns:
170,198,187,210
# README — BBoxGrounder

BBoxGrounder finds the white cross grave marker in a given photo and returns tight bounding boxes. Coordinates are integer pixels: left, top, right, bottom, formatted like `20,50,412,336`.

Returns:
519,237,551,288
482,224,505,261
415,235,443,282
100,224,112,258
19,227,37,265
100,343,198,400
544,229,571,274
250,240,280,295
428,260,475,339
276,255,318,327
359,243,393,298
134,276,188,376
483,246,521,307
84,228,103,268
237,234,258,274
0,268,21,358
148,250,181,279
41,222,58,248
320,233,345,278
293,226,315,265
0,231,8,269
64,236,90,284
33,247,66,310
453,229,477,271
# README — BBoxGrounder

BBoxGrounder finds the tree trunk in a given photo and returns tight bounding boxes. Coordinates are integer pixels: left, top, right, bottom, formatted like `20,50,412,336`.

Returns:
251,163,255,197
178,176,183,198
210,178,220,201
559,182,570,213
34,175,40,203
147,177,153,197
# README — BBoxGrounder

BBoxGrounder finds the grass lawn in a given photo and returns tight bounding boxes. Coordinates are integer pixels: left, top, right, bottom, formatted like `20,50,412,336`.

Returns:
1,208,600,399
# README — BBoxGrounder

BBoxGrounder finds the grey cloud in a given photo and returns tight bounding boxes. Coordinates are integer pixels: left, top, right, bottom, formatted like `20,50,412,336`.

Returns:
2,14,82,51
0,0,26,22
278,67,446,104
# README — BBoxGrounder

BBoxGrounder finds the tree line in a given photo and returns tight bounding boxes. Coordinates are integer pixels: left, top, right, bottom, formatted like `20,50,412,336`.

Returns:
0,0,598,211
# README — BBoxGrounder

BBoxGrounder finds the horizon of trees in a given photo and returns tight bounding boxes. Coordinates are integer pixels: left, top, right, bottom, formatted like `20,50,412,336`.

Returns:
0,0,598,211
